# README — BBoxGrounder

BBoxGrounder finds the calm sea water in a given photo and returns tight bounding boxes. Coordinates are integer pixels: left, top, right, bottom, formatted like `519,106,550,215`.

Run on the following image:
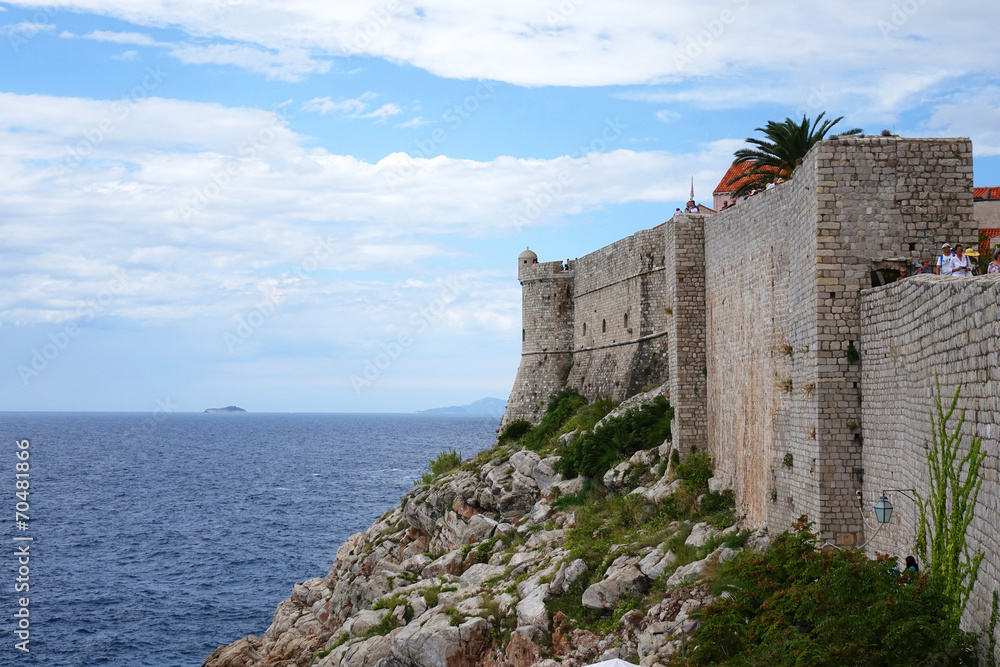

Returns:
0,413,498,667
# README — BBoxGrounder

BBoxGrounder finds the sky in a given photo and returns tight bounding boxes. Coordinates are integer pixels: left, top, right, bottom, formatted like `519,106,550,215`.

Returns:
2,0,1000,413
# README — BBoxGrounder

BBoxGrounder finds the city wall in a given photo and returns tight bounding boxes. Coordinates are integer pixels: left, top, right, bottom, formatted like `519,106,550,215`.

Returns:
506,137,1000,634
861,275,1000,636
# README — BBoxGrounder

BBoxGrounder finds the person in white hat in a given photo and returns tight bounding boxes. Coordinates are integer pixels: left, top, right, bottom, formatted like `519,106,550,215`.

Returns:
936,243,958,275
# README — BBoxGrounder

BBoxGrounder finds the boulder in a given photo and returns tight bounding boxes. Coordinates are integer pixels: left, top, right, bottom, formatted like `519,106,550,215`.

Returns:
420,549,465,578
603,461,632,493
666,556,711,587
203,635,262,667
532,456,561,491
525,529,565,550
516,587,551,631
400,553,432,574
638,548,676,580
550,558,587,593
530,500,554,523
685,522,721,548
505,627,543,667
343,609,389,637
466,514,498,543
391,613,491,667
643,477,682,504
582,565,650,609
745,526,772,553
459,563,505,588
548,477,585,498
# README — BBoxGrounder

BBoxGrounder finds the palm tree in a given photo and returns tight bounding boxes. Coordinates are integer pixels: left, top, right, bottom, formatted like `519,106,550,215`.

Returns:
727,112,862,196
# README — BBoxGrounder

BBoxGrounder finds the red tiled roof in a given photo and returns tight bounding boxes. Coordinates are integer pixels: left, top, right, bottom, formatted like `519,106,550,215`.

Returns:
713,161,780,195
974,187,1000,200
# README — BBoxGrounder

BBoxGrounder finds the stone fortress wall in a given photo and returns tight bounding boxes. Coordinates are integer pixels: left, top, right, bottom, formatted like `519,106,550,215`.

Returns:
504,134,996,635
861,275,1000,636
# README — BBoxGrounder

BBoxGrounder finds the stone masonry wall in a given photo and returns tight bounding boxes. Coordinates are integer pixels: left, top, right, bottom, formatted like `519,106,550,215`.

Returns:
505,135,978,551
860,275,1000,640
568,226,670,401
503,260,575,425
703,136,976,543
504,227,671,425
703,156,819,530
666,214,707,454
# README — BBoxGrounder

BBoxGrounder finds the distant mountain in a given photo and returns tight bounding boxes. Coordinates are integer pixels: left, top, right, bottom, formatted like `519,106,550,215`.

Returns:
419,397,507,415
204,405,246,413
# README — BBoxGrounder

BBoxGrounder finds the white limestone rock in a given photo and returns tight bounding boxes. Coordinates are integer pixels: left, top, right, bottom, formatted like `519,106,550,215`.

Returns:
459,563,505,588
684,522,721,548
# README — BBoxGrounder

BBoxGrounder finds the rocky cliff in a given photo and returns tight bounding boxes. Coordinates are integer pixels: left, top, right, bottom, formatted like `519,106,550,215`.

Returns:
204,384,764,667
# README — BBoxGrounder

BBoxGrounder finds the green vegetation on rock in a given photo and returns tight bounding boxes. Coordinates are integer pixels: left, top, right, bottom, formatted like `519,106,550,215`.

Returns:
682,518,979,667
558,395,673,479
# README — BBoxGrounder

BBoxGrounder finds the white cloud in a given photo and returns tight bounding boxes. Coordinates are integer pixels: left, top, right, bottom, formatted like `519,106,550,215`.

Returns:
2,0,996,102
303,93,375,115
168,43,330,82
111,49,139,61
363,103,402,122
302,93,400,121
74,29,162,46
395,116,431,129
925,86,1000,157
1,21,53,35
656,109,680,123
0,91,735,328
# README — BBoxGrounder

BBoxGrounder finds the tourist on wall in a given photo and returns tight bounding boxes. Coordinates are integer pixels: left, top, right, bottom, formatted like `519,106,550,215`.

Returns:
952,245,974,276
936,244,959,275
914,259,931,275
989,248,1000,274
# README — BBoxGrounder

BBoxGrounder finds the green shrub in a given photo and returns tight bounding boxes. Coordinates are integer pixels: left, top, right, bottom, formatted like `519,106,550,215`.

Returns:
557,395,673,479
558,396,617,437
498,419,533,445
685,518,981,666
420,448,463,484
674,449,713,495
361,613,400,638
521,387,588,451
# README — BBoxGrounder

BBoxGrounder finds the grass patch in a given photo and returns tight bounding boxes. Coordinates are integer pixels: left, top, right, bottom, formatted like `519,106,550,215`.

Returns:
420,448,463,485
360,613,400,639
521,387,589,452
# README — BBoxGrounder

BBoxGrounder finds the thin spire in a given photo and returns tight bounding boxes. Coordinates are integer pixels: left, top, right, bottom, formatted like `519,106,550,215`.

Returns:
690,176,694,201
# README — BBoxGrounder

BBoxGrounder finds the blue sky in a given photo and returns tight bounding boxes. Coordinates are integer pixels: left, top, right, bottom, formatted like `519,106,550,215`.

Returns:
2,0,999,413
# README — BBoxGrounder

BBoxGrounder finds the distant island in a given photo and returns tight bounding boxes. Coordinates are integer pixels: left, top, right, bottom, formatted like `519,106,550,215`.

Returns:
204,406,246,413
418,397,506,415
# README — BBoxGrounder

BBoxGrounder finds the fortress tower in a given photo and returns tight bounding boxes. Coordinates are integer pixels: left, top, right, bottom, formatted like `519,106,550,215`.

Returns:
503,249,576,426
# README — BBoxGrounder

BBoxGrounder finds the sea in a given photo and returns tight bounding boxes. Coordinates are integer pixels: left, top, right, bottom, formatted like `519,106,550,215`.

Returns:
0,412,500,667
